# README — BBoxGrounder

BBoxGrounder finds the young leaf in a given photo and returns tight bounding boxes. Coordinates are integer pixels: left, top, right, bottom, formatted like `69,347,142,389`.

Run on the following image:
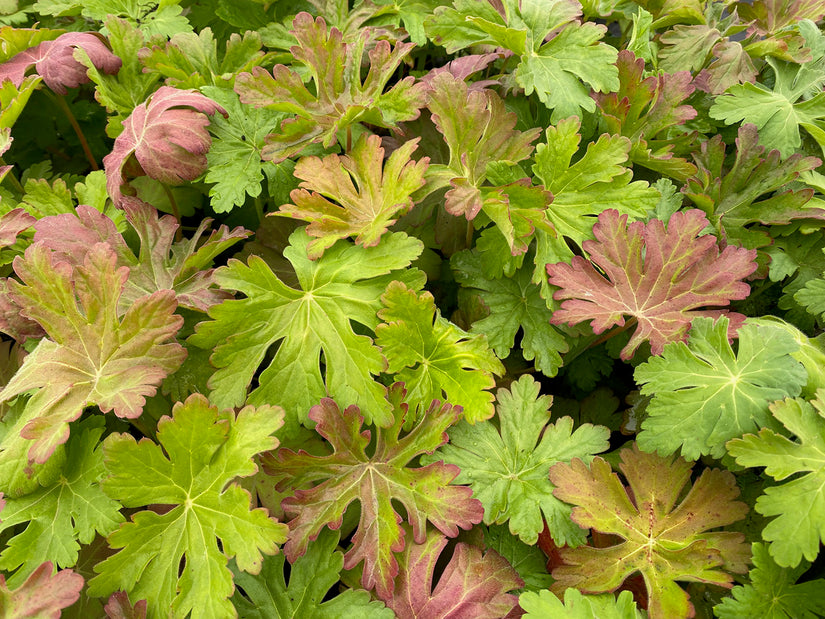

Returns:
425,0,619,120
421,375,610,546
549,444,750,619
519,589,642,619
377,527,523,619
592,50,697,181
547,209,757,360
452,249,568,377
33,203,250,313
0,561,84,618
714,542,825,618
231,528,394,619
103,86,227,208
727,392,825,567
264,384,484,598
636,316,808,460
376,281,503,422
0,31,121,94
682,124,823,250
710,22,825,157
0,242,185,464
104,592,147,619
531,116,658,266
88,394,288,618
190,228,424,428
280,134,428,258
0,418,123,587
200,86,288,214
425,72,540,220
235,12,424,161
138,28,270,89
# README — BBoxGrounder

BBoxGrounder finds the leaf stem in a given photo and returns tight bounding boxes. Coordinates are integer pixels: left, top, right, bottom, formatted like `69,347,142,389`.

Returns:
161,183,183,242
46,91,99,171
0,158,25,194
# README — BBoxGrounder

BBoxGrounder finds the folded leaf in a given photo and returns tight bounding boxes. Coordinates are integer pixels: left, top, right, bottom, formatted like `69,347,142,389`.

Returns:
0,31,121,94
89,394,288,618
0,242,185,464
727,392,825,567
636,316,808,460
549,444,750,619
378,527,523,619
280,134,428,258
265,384,484,598
421,375,609,546
103,85,227,207
547,209,757,359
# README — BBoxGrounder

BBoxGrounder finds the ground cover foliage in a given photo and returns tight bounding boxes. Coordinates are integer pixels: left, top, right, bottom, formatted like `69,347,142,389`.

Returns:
0,0,824,617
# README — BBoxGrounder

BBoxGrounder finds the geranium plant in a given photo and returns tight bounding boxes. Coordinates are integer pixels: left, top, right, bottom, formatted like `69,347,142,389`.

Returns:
0,1,823,618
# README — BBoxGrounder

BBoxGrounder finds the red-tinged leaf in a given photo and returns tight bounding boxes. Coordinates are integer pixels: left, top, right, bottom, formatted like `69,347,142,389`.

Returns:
104,592,147,619
103,86,227,207
264,384,483,598
419,52,503,90
693,40,758,95
592,50,698,181
280,134,428,258
0,242,185,464
736,0,825,36
0,279,44,342
683,123,823,250
0,561,83,618
34,203,249,312
0,32,120,94
547,209,757,359
0,209,34,247
379,528,523,619
235,12,424,162
426,72,541,219
549,444,750,619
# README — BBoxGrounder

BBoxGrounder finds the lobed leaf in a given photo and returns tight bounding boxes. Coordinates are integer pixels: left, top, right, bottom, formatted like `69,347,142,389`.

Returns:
0,561,84,619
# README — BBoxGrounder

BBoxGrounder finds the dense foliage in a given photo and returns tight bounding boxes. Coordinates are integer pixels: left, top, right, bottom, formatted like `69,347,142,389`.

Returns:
0,1,824,617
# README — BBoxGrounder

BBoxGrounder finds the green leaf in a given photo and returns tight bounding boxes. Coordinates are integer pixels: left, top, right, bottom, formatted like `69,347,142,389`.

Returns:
426,0,618,120
482,524,553,592
376,280,504,422
231,528,394,619
81,0,193,38
0,243,185,464
422,375,609,545
265,384,484,598
88,394,288,619
190,228,424,428
727,392,825,567
636,316,808,460
139,28,270,89
452,248,568,377
532,116,658,268
520,589,642,619
279,134,428,258
714,542,825,618
0,418,123,587
201,86,287,214
549,444,750,619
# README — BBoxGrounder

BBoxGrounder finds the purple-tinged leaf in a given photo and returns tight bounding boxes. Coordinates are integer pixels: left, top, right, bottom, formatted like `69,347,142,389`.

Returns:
103,86,227,207
547,209,757,359
0,562,83,618
0,32,120,94
104,592,147,619
379,528,523,619
265,384,483,598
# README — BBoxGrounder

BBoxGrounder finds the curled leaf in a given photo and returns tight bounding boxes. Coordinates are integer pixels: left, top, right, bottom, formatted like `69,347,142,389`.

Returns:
103,86,227,207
